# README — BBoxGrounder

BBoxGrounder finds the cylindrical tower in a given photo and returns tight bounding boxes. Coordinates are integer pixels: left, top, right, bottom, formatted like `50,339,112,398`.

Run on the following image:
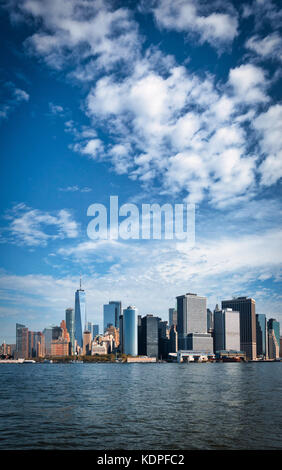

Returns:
123,306,138,356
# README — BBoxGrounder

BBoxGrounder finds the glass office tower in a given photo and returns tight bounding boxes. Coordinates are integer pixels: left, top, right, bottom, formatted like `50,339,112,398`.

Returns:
109,301,122,329
123,306,138,356
103,301,122,331
268,318,280,359
75,283,85,349
256,314,268,359
103,303,116,332
66,308,75,355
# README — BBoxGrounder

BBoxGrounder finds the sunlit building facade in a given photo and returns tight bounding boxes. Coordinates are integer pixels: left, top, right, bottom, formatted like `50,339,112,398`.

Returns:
123,306,138,356
75,284,85,349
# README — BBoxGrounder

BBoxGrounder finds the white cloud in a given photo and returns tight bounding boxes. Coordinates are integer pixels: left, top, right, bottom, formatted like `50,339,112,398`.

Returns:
17,0,141,73
59,186,92,193
246,32,282,62
49,102,64,115
1,224,282,339
228,64,269,104
253,104,282,186
0,82,30,121
150,0,238,47
1,204,79,247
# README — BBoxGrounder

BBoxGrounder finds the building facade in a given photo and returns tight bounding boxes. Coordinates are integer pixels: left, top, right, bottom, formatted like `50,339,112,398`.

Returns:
123,306,138,356
140,315,159,357
214,309,240,353
168,308,177,327
103,303,116,332
66,308,75,355
16,323,29,359
256,314,268,359
221,297,256,360
268,318,280,360
74,283,85,349
177,293,212,351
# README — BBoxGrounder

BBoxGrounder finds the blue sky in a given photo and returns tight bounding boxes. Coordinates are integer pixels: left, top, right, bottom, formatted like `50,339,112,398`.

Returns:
0,0,282,343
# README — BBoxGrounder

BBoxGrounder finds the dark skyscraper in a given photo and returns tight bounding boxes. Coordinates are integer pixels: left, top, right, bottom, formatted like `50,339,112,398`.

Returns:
66,308,75,355
16,323,29,359
256,314,268,359
222,297,256,360
109,301,122,329
268,318,280,360
168,308,177,327
140,315,159,357
74,280,85,349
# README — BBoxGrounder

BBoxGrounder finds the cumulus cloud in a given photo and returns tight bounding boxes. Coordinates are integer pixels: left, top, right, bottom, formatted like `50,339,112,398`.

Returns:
82,57,265,206
1,203,79,247
228,63,269,104
149,0,238,47
253,105,282,186
3,0,280,208
13,0,141,74
246,32,282,62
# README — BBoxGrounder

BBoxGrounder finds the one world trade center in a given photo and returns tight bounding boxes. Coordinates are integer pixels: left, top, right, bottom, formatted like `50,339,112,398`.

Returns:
74,279,85,349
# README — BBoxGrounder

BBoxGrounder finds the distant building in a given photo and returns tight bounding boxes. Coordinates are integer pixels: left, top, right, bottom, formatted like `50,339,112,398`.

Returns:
177,293,213,352
91,343,107,355
65,308,75,355
268,318,280,360
169,325,178,354
214,309,240,353
16,323,29,359
158,320,170,359
123,306,138,356
92,324,99,338
119,314,124,353
103,303,116,332
83,330,92,356
86,321,92,334
75,280,85,349
51,320,70,357
43,328,53,356
222,297,256,360
109,301,122,329
256,314,268,359
168,308,177,327
140,315,159,358
207,308,214,334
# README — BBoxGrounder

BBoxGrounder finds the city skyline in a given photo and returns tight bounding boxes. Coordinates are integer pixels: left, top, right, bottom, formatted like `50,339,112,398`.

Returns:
0,0,282,344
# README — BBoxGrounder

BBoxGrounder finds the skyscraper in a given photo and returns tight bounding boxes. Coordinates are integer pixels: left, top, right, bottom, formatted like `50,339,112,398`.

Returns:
74,280,85,349
93,324,99,338
222,297,256,360
176,293,213,352
123,306,138,356
103,303,116,332
256,314,268,359
268,318,280,360
66,308,75,355
109,301,122,329
140,315,159,357
16,323,29,359
214,309,240,353
103,301,122,331
168,308,177,327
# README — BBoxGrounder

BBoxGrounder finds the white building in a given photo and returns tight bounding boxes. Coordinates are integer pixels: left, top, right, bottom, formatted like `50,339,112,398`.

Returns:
214,308,240,352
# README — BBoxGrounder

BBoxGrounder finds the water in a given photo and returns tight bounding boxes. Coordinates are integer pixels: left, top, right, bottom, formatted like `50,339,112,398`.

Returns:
0,362,281,450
